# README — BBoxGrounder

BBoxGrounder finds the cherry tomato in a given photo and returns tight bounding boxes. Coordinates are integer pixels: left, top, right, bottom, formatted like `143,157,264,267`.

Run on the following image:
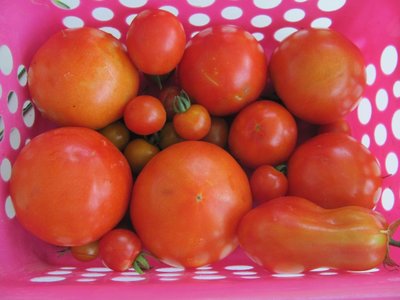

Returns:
9,127,133,246
99,121,131,151
158,85,180,120
238,196,389,273
28,27,139,129
123,138,160,174
202,117,229,148
178,24,267,116
287,132,382,209
126,9,186,75
123,95,166,136
158,122,184,149
269,28,366,124
173,104,211,141
228,100,297,168
249,165,288,206
131,141,252,268
99,229,142,272
71,241,99,262
318,118,352,135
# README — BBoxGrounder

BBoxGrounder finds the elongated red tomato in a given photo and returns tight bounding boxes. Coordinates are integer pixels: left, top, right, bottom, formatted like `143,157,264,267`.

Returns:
238,196,389,273
131,141,252,268
9,127,133,246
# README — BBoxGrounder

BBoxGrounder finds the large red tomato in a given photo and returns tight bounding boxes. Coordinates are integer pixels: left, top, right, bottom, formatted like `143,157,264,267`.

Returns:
287,132,382,209
269,28,366,124
9,127,133,246
130,141,252,268
178,25,267,116
28,27,140,129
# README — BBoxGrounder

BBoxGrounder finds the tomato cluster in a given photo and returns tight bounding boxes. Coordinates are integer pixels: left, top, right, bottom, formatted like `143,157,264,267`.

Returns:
9,8,400,273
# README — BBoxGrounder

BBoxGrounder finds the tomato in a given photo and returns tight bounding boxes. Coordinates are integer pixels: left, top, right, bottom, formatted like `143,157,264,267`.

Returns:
99,229,142,272
228,100,297,168
123,95,166,136
126,9,186,75
99,121,131,151
202,117,229,148
9,127,133,246
71,241,99,262
287,132,382,209
269,28,366,124
318,118,352,135
158,85,180,120
123,138,160,174
130,141,252,268
238,196,389,273
28,27,139,129
158,122,184,149
249,165,288,206
173,103,211,141
178,24,267,116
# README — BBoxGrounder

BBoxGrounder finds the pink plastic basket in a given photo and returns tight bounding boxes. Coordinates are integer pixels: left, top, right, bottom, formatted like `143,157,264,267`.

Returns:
1,0,400,298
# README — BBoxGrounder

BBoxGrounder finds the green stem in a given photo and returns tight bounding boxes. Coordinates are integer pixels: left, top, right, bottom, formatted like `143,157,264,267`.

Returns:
173,90,191,114
275,163,287,175
389,238,400,247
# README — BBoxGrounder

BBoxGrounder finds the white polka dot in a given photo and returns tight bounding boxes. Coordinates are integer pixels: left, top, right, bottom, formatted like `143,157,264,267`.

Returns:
284,8,305,22
63,16,84,28
294,0,308,2
86,267,112,272
52,0,80,9
30,276,66,282
366,64,377,85
0,45,13,76
125,14,137,25
7,91,18,114
111,276,146,282
188,13,210,26
233,271,258,276
159,5,179,16
221,6,243,20
157,272,183,277
274,27,297,42
311,17,332,28
0,116,4,142
17,65,27,86
0,83,2,98
1,158,12,182
194,270,218,275
156,267,184,273
76,278,96,282
357,97,372,125
393,81,400,98
272,273,304,278
251,15,272,28
81,273,106,277
374,123,387,146
348,268,380,273
196,266,212,270
10,128,21,150
376,89,389,111
119,0,147,8
392,109,400,139
225,265,254,271
5,196,16,219
385,152,398,175
361,134,370,148
47,270,73,275
193,275,226,280
23,100,35,128
319,272,339,276
187,0,215,7
317,0,346,12
252,32,264,41
381,188,395,211
254,0,281,9
60,266,76,270
381,45,398,75
310,267,331,272
100,27,121,39
92,7,114,21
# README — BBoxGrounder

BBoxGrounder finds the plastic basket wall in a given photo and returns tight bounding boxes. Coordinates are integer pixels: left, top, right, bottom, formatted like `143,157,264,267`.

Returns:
1,0,400,299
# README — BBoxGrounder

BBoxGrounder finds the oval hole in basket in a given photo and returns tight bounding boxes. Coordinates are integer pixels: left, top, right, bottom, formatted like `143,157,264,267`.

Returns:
0,45,13,76
381,188,395,211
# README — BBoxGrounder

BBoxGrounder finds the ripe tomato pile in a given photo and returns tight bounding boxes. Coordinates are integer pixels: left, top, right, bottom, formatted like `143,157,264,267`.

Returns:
9,8,400,273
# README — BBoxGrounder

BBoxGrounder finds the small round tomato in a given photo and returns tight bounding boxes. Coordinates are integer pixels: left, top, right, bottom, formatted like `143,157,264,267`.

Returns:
99,121,131,151
228,100,297,168
126,9,186,75
178,24,267,116
269,28,366,124
158,122,184,149
202,117,229,148
28,27,139,129
9,127,133,246
123,138,160,174
250,165,288,206
124,95,166,136
318,118,352,135
71,241,99,262
99,229,142,272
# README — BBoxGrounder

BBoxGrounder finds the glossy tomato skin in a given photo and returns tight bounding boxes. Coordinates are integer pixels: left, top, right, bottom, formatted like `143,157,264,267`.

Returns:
318,118,352,135
228,100,297,168
202,117,229,148
238,196,388,273
10,127,133,247
71,241,99,262
173,104,211,140
287,132,382,209
28,27,139,129
178,25,267,116
269,28,366,124
126,9,186,75
131,141,252,268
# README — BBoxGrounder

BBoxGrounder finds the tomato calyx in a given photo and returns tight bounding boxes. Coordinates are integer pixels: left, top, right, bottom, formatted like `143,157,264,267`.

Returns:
275,163,287,176
384,219,400,270
173,90,191,114
133,252,151,274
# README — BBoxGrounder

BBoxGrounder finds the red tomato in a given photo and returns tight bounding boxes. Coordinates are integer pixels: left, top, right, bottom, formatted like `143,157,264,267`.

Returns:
202,117,229,148
250,165,288,206
178,25,267,116
123,138,160,174
269,28,366,124
123,95,166,136
131,141,252,268
287,132,382,209
318,118,352,135
28,27,139,129
228,100,297,168
126,9,186,75
9,127,133,246
71,241,99,262
158,85,180,120
173,104,211,141
99,229,142,272
238,196,389,273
